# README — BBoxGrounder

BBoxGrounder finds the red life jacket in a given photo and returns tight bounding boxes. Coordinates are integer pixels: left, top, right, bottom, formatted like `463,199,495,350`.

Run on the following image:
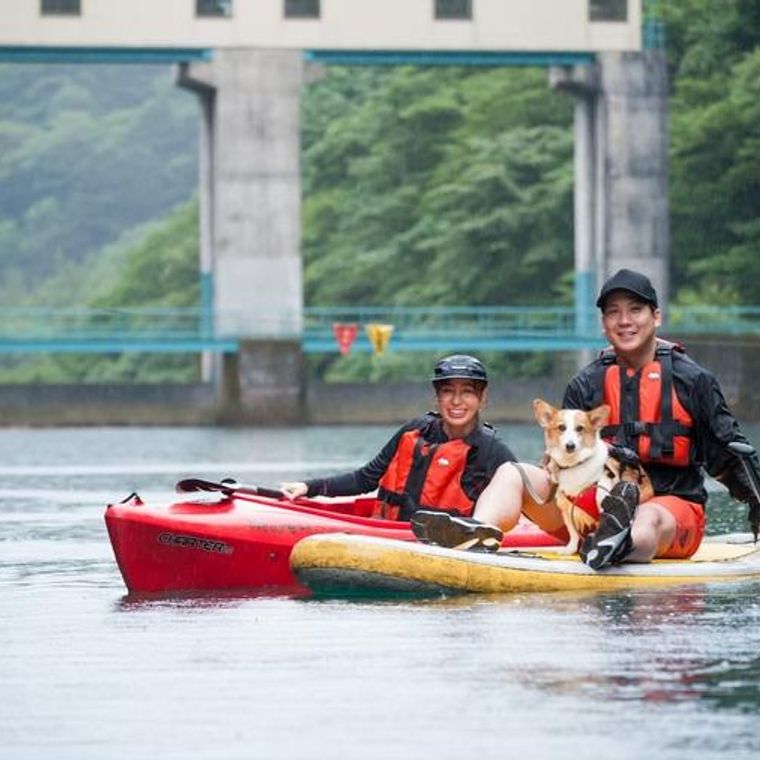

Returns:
599,341,694,467
376,428,480,520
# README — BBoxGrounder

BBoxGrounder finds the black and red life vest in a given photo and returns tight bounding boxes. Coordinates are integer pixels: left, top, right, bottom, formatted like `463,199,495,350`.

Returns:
594,340,694,467
375,421,494,520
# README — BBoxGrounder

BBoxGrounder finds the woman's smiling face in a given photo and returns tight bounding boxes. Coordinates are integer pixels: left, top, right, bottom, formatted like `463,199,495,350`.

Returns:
435,378,486,438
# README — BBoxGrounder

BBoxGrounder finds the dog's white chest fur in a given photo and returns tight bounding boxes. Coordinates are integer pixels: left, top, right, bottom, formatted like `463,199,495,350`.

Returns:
555,440,608,495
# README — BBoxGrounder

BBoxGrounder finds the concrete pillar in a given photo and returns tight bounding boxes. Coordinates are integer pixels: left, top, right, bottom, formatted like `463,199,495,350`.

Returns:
573,93,596,335
596,51,670,313
550,63,599,366
177,49,307,422
550,63,599,341
552,51,669,327
198,88,215,381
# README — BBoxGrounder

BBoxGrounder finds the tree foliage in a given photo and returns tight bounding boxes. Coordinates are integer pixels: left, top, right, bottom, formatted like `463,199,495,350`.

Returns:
665,0,760,302
303,67,573,308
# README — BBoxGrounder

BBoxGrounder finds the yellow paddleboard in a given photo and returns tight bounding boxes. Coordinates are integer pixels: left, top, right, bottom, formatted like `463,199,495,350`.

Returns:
290,533,760,595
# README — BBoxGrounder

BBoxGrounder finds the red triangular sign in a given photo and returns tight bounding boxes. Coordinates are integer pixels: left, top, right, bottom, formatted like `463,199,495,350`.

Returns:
332,322,359,355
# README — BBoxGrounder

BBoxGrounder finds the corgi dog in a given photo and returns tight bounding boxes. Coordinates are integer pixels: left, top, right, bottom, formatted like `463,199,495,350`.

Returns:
533,399,654,554
533,399,611,554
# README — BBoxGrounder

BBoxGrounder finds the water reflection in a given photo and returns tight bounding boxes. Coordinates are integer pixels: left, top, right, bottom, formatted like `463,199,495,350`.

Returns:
501,584,760,715
521,652,760,713
116,586,309,611
516,657,760,710
686,656,760,712
588,586,711,630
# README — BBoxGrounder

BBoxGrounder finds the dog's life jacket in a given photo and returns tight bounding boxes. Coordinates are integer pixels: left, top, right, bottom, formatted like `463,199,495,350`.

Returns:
596,340,694,467
376,425,493,520
568,486,600,517
567,485,601,536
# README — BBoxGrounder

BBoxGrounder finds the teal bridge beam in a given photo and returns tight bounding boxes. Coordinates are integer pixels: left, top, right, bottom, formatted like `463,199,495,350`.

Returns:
0,46,594,67
0,46,212,64
1,306,759,355
304,50,595,67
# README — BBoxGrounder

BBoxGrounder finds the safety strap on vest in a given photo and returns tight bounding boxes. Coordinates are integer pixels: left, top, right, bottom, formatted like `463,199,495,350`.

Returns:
652,345,674,458
590,348,617,409
402,436,439,520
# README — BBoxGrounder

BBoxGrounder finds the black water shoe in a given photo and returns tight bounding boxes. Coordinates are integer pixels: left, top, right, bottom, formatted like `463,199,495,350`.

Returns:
411,510,503,552
580,481,639,570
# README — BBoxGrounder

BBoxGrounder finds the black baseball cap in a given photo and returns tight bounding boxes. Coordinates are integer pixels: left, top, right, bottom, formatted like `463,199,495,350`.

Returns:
596,268,658,309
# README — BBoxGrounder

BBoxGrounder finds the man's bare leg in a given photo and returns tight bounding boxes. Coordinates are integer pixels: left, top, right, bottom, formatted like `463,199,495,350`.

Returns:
626,501,677,562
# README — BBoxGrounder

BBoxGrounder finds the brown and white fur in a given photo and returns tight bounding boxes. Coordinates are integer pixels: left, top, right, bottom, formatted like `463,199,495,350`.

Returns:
533,399,654,555
597,447,655,506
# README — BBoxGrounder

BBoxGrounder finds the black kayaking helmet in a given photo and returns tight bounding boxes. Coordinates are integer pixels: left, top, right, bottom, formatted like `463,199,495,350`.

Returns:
431,354,488,386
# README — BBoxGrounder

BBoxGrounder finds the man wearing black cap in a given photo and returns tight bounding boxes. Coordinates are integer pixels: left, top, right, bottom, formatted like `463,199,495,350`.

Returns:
563,268,760,569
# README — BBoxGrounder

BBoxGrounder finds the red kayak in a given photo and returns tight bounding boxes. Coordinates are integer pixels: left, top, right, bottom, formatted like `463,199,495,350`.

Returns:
105,480,561,594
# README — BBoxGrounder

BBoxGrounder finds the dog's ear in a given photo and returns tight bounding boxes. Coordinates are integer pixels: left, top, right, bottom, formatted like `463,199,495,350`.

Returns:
588,404,610,430
533,398,555,428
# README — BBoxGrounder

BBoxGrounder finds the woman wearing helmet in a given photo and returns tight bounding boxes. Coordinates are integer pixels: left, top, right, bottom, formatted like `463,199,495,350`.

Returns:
280,354,522,545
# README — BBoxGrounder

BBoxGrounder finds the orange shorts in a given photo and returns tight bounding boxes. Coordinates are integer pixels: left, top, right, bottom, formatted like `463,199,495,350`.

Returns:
646,495,705,559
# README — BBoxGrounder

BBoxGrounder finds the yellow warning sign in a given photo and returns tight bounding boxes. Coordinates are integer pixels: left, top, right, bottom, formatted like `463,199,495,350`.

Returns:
365,323,394,356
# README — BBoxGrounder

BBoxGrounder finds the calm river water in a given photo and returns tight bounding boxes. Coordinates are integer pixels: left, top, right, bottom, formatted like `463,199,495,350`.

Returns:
2,424,760,760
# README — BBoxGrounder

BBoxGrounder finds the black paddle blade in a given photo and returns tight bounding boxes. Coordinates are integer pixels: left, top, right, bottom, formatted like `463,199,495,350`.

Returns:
175,477,285,500
175,478,231,494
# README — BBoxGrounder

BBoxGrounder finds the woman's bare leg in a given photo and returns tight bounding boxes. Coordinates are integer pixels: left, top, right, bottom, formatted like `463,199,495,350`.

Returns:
473,462,566,536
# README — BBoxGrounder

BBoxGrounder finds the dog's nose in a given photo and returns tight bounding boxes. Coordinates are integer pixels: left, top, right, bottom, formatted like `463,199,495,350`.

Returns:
565,442,576,452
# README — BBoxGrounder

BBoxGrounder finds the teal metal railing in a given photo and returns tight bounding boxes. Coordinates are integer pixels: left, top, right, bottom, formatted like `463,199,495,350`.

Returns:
303,305,594,353
0,307,236,354
0,305,759,354
668,306,760,334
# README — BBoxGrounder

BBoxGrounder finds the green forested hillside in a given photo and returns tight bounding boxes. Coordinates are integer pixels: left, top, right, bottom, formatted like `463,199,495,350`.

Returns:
0,63,197,303
1,0,759,382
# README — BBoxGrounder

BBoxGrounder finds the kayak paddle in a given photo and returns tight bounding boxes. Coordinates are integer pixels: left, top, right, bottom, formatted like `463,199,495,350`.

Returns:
176,477,286,500
727,440,760,542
